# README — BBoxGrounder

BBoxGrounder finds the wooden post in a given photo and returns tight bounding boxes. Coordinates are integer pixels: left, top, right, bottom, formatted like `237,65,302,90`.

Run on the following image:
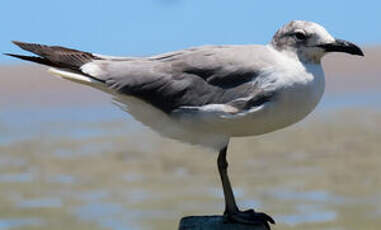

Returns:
178,216,267,230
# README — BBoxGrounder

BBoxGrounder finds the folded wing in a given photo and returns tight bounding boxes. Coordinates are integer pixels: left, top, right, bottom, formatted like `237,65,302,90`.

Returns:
7,42,273,114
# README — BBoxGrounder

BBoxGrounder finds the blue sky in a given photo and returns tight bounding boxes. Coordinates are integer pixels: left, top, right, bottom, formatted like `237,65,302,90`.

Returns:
1,0,380,63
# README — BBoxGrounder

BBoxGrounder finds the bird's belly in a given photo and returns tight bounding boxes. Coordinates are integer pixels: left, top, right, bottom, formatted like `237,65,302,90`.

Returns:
113,95,230,150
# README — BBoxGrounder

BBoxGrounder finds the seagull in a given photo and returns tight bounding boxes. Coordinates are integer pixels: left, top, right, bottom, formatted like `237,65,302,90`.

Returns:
6,20,363,229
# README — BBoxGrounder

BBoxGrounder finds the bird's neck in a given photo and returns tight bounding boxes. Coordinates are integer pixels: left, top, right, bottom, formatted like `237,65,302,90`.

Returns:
269,44,323,65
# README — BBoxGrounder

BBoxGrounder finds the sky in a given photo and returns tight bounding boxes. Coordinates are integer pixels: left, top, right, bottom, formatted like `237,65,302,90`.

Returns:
1,0,380,63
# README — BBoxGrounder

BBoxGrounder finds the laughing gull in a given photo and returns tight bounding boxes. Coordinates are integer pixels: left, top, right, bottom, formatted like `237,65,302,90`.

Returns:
6,20,363,229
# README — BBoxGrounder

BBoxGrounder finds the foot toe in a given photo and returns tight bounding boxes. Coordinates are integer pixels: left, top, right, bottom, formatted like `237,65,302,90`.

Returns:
226,209,275,229
254,211,276,224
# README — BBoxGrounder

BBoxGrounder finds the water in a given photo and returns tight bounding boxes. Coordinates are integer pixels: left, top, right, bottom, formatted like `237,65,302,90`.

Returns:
1,69,381,229
0,218,43,230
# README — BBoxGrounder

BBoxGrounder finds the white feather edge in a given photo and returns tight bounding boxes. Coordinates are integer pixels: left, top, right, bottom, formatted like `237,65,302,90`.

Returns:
47,68,112,93
173,104,265,120
47,68,103,85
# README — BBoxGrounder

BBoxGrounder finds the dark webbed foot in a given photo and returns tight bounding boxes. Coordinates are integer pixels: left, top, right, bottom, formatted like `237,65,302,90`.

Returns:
225,209,275,230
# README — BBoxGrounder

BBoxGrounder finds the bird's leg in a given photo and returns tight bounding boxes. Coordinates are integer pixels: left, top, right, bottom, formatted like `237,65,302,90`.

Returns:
217,145,275,229
218,146,239,214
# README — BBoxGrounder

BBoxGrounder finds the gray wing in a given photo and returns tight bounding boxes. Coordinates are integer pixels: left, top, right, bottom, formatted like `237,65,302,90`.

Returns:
86,45,275,113
149,45,263,88
8,42,274,114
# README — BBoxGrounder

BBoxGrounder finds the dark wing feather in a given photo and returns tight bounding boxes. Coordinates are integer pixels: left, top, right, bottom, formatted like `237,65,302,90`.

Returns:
4,53,61,67
6,41,102,72
105,63,228,113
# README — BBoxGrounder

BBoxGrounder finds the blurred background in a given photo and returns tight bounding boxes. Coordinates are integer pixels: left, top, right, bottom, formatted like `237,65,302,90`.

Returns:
1,1,381,230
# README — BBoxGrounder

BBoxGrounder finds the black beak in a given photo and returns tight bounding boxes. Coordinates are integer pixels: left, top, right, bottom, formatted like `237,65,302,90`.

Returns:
318,39,364,56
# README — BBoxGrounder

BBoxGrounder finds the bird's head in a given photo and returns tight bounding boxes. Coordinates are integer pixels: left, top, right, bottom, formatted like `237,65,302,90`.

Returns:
270,20,364,63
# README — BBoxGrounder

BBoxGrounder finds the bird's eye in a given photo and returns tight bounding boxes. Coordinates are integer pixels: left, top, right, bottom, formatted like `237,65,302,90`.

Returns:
294,32,307,40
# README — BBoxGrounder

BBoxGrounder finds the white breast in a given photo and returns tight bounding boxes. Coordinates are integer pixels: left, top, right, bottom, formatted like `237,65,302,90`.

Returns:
257,63,325,134
244,63,325,136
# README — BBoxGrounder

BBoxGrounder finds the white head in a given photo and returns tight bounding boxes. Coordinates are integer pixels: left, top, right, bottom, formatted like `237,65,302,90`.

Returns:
271,20,364,63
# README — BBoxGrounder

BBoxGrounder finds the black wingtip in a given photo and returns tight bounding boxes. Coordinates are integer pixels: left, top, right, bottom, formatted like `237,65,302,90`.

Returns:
3,53,22,58
7,40,100,69
3,53,58,67
12,40,35,46
11,40,30,49
4,52,30,62
11,40,22,45
10,40,51,58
